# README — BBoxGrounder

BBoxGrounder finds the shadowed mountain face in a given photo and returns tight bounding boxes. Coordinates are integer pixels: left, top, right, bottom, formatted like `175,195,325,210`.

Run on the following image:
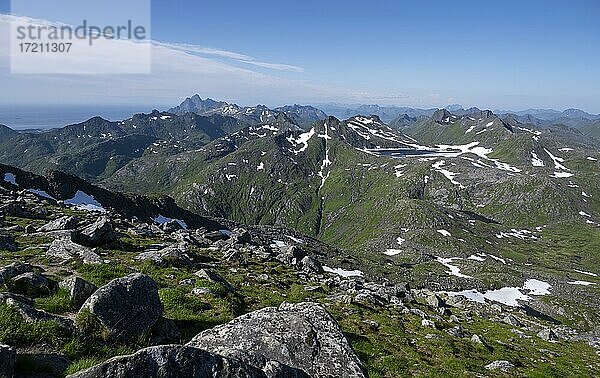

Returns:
168,95,327,130
0,163,224,230
0,110,249,181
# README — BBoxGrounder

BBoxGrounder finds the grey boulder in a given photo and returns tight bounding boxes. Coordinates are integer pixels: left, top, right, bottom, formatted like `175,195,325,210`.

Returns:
47,238,102,264
194,269,234,292
298,256,324,274
9,272,51,297
38,216,80,232
136,245,193,267
72,216,117,247
78,273,162,342
187,302,367,378
485,360,515,372
0,262,33,286
5,298,74,334
65,345,291,378
59,276,98,309
537,328,559,342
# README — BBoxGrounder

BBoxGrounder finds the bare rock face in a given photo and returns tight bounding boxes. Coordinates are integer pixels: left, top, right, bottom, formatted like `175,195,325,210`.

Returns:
78,273,162,342
66,345,307,378
187,302,368,378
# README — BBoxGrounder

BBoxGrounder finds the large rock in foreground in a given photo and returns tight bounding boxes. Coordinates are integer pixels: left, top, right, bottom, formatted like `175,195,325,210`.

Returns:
188,302,367,378
78,273,162,342
0,344,16,378
66,345,277,378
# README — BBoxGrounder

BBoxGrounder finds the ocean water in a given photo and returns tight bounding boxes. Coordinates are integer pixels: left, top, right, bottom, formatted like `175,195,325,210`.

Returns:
0,104,167,130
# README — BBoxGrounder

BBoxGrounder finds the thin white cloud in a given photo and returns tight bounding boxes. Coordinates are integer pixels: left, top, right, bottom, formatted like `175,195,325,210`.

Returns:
155,42,304,72
0,14,337,106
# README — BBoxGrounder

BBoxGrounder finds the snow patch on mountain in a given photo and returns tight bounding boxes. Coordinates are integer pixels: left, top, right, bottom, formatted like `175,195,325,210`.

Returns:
153,215,188,229
384,249,403,256
432,161,464,188
289,127,316,154
531,152,545,167
65,191,106,212
544,148,569,171
437,229,452,237
445,279,551,307
3,173,17,186
574,269,598,277
496,229,536,240
568,281,595,286
323,266,364,277
317,122,332,189
436,257,472,278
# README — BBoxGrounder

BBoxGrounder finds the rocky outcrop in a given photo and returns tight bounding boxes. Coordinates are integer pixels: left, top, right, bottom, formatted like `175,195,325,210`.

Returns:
78,273,162,342
47,238,102,264
0,262,33,286
72,216,117,247
38,216,80,232
187,302,367,378
431,109,454,125
66,345,299,378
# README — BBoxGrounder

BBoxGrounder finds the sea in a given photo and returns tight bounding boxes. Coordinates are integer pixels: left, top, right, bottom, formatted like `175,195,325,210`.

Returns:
0,104,168,131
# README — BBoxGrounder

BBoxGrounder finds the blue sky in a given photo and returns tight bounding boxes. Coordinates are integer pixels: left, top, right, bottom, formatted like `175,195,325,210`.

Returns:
0,0,599,112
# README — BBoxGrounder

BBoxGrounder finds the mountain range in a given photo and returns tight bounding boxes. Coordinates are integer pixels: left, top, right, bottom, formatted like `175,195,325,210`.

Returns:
0,95,599,377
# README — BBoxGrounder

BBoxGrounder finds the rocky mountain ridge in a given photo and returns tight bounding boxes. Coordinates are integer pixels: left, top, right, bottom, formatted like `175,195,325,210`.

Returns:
168,95,327,130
